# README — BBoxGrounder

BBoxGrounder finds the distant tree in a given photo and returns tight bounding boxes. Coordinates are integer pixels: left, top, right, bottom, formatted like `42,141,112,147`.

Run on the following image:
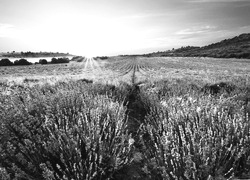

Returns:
14,59,32,65
51,57,58,64
58,57,69,63
0,59,13,66
51,57,69,64
39,59,48,65
96,56,108,60
14,60,19,65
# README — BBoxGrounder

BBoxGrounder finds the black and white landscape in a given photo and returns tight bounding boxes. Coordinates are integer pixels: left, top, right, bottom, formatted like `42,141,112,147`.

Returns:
0,0,250,179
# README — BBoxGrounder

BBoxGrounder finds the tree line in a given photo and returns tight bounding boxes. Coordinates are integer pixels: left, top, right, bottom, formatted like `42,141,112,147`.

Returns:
0,57,70,66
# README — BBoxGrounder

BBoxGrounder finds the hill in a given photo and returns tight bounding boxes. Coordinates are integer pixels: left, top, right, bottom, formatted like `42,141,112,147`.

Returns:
144,33,250,59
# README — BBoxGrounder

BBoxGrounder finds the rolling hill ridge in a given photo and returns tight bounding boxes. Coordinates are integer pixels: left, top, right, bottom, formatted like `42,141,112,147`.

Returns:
146,33,250,59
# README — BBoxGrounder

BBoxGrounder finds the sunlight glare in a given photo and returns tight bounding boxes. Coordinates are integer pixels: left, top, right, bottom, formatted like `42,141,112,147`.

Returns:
82,57,101,72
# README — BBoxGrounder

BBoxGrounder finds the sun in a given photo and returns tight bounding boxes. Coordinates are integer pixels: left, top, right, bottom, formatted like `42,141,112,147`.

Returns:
82,50,97,59
72,50,96,59
84,54,94,59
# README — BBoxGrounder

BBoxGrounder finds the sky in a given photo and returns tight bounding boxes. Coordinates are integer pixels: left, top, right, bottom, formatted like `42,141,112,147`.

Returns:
0,0,250,57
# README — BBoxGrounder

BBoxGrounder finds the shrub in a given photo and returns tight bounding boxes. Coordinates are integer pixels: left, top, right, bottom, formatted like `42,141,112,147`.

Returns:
0,83,133,180
76,78,93,84
14,59,32,65
51,57,57,63
51,57,69,64
140,91,250,179
39,59,48,65
0,59,13,66
1,79,250,179
201,82,236,95
23,78,40,83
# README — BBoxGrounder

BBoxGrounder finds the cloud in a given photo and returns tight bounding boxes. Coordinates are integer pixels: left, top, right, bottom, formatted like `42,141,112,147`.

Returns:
0,23,15,37
176,25,216,35
239,25,250,31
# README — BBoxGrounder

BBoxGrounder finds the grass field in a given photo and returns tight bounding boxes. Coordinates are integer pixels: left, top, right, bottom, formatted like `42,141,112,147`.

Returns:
0,56,250,179
1,56,249,84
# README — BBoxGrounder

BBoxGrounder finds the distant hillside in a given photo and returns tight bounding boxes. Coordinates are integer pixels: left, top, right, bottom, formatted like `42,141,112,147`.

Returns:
1,51,74,58
144,33,250,59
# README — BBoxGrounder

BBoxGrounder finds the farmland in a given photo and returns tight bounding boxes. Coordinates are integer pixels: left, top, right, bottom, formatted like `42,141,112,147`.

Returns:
1,56,249,85
0,56,250,179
